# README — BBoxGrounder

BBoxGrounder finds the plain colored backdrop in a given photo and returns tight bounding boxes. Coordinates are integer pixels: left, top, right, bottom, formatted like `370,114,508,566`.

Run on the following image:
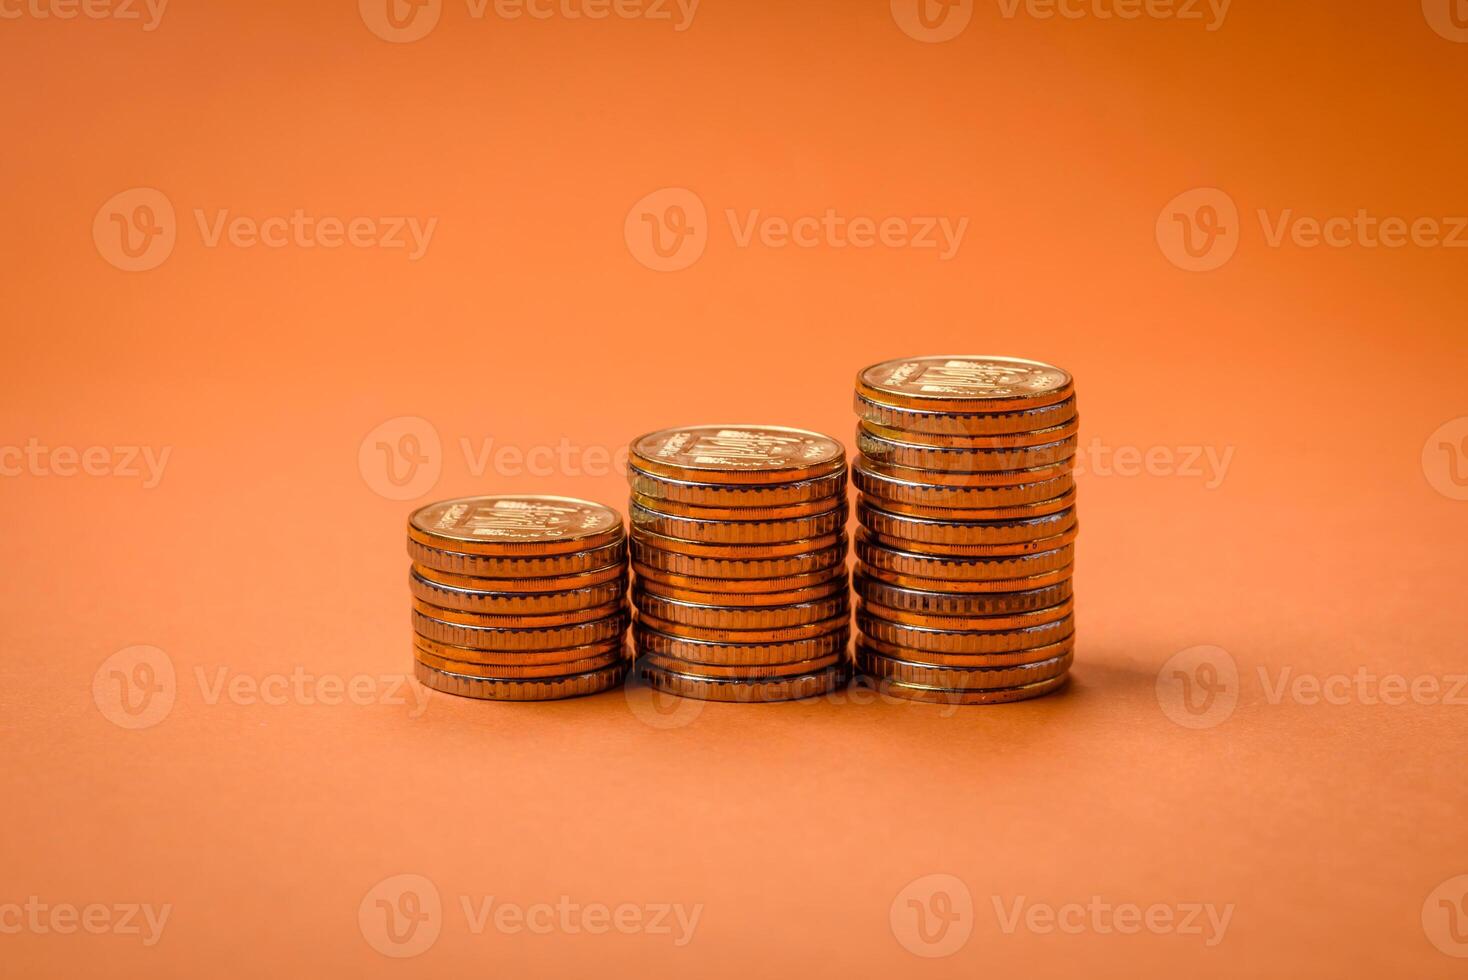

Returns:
2,0,1466,976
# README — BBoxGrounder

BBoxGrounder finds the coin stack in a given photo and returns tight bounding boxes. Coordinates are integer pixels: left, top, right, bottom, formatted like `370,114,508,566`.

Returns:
407,495,631,700
627,426,851,702
851,356,1079,704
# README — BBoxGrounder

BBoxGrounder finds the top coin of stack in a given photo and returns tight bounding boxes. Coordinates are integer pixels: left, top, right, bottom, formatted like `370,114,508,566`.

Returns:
406,495,631,700
627,425,852,702
850,356,1079,704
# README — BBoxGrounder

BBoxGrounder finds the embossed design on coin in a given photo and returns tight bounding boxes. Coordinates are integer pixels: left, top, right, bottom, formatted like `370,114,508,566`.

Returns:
631,425,845,483
858,356,1072,410
408,495,622,555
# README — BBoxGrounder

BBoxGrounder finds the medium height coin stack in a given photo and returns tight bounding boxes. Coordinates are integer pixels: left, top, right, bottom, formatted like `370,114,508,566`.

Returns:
851,357,1079,704
627,426,851,702
407,495,631,700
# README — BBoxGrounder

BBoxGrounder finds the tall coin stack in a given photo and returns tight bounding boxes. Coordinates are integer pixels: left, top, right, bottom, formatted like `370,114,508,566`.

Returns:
627,426,851,702
407,495,631,700
851,357,1079,704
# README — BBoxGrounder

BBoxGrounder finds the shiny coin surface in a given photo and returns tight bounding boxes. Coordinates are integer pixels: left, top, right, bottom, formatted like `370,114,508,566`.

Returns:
412,561,626,594
638,572,847,608
856,561,1074,594
857,645,1072,690
633,564,847,595
630,500,847,545
413,607,630,651
409,570,626,615
858,609,1074,653
856,356,1073,413
857,455,1074,488
630,527,843,560
854,392,1078,436
854,573,1072,616
866,525,1080,558
639,662,849,703
407,495,623,556
858,425,1078,473
856,530,1074,580
408,537,626,579
415,640,626,679
414,659,627,701
413,633,626,667
634,622,851,665
859,671,1069,705
411,597,625,630
634,591,849,630
854,487,1077,522
857,631,1075,669
860,417,1080,449
853,458,1074,509
630,425,846,485
631,491,846,521
858,499,1077,547
637,609,849,645
631,537,848,579
629,467,847,508
857,596,1072,631
638,651,845,681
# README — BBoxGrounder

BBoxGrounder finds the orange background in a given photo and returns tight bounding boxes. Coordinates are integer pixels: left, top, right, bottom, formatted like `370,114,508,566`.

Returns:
3,0,1467,976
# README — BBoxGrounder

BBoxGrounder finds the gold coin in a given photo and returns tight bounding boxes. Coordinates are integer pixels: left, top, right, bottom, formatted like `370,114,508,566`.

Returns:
854,488,1076,522
636,609,849,644
630,527,843,560
414,633,625,667
412,597,625,629
409,569,626,615
415,642,626,679
630,500,847,545
860,417,1080,449
634,591,849,630
414,659,627,701
637,572,848,608
858,609,1074,653
856,356,1073,412
412,561,626,594
857,455,1074,488
633,564,847,596
408,537,626,579
854,391,1078,436
858,425,1078,473
407,495,623,557
412,607,630,651
853,457,1074,507
854,572,1072,616
856,530,1073,580
631,536,848,579
631,490,846,521
639,662,849,703
629,467,847,508
630,425,846,485
857,631,1075,668
638,651,844,680
857,645,1072,690
858,596,1072,632
857,561,1074,594
858,671,1069,705
857,499,1077,547
867,525,1080,558
634,622,851,665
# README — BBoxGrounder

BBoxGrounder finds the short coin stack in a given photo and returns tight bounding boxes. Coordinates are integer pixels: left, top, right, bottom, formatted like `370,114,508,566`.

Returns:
627,426,851,702
407,495,631,700
851,356,1079,704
